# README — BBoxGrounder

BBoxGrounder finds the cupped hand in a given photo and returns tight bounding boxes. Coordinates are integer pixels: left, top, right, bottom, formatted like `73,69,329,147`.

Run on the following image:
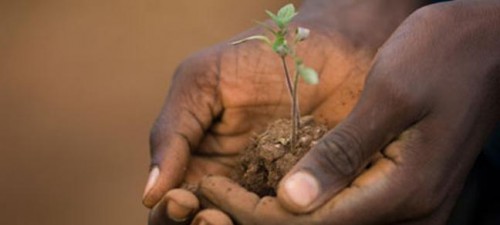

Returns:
143,15,375,224
198,2,500,225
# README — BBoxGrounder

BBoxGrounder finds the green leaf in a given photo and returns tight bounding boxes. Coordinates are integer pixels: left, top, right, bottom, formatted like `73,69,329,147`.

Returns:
231,35,271,46
298,66,319,84
277,4,295,20
276,4,297,26
265,10,283,28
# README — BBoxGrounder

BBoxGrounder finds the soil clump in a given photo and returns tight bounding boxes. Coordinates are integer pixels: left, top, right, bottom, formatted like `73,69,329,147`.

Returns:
232,116,327,196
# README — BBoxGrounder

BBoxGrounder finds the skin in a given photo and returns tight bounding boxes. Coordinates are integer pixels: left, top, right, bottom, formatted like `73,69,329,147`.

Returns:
145,0,500,224
145,13,372,225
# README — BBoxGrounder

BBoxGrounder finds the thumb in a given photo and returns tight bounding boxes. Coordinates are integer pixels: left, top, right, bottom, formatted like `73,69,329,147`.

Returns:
142,57,221,208
277,79,423,213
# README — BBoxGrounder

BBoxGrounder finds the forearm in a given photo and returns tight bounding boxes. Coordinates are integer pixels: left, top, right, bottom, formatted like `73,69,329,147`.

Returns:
297,0,432,47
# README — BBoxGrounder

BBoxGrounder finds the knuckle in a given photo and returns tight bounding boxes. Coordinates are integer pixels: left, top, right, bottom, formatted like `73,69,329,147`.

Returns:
147,49,223,160
172,51,221,105
365,53,426,118
410,3,455,26
149,120,164,150
402,2,462,39
174,50,220,83
148,120,168,164
411,4,442,22
369,74,421,118
374,3,457,68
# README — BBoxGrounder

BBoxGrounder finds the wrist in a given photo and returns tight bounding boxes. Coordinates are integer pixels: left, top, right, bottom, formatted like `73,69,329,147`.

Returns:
297,0,432,47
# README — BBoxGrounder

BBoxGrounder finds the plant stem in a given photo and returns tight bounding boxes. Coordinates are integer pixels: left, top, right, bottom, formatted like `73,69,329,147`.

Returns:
280,56,298,151
280,57,294,99
293,67,301,129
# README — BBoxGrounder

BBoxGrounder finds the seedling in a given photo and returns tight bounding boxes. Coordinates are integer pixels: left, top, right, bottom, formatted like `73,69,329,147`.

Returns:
232,3,318,152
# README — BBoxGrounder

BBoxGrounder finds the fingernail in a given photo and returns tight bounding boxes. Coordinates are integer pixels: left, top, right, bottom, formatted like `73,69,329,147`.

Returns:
283,171,319,208
143,166,159,199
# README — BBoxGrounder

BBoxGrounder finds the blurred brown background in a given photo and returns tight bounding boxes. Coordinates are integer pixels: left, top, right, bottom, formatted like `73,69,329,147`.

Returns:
0,1,296,224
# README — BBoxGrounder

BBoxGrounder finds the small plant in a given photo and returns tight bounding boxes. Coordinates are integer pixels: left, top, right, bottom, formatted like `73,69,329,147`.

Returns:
232,3,318,152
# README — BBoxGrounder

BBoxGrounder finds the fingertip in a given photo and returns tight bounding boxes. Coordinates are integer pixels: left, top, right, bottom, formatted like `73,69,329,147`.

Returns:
165,189,200,222
277,171,320,214
142,144,190,208
143,192,161,209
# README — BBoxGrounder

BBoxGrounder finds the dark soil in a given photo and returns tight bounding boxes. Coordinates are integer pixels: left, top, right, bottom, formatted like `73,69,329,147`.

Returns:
232,116,327,196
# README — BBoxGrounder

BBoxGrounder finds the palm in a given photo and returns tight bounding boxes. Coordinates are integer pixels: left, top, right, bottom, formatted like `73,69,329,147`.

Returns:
148,18,376,225
176,23,373,186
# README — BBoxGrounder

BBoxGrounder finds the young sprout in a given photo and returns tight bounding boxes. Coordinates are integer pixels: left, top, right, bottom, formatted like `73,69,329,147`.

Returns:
232,3,319,152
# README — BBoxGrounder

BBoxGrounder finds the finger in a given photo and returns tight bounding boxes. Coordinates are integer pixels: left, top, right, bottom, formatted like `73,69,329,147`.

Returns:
199,176,259,223
199,176,311,225
165,189,200,222
191,209,233,225
148,199,190,225
277,74,426,213
143,58,222,208
311,129,465,225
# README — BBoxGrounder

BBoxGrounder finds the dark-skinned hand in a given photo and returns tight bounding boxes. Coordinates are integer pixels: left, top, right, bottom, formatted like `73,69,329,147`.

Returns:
141,0,418,223
144,20,369,225
197,1,500,225
143,1,440,224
